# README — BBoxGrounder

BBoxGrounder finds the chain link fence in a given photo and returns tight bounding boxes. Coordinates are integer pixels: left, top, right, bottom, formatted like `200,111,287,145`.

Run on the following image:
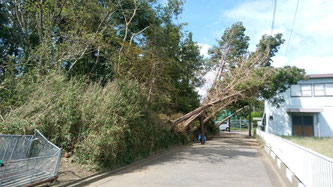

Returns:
229,119,250,129
0,130,62,187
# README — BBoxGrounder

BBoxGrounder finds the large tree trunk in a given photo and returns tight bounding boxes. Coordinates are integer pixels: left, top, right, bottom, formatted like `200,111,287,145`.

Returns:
172,92,242,128
200,115,205,145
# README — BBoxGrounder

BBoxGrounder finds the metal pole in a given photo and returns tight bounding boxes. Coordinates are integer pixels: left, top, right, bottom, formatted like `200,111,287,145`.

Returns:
249,105,252,136
200,115,205,145
228,118,231,132
239,117,242,129
53,149,62,176
2,137,12,161
317,113,320,138
30,158,37,184
9,138,19,161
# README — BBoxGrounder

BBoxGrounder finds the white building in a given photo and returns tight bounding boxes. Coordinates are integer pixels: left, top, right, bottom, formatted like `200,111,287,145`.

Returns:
263,74,333,137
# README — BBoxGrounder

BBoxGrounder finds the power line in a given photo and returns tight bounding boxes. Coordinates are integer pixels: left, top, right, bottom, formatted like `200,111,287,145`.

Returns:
285,0,300,56
271,0,277,35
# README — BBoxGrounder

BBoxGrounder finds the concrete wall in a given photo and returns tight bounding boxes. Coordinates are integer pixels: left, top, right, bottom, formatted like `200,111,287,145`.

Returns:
265,78,333,137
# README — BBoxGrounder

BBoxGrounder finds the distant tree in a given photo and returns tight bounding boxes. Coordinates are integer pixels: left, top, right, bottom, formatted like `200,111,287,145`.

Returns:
0,0,203,115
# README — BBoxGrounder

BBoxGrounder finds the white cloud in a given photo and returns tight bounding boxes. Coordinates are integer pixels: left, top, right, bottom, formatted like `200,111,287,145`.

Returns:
196,70,216,97
290,56,333,74
195,43,214,97
272,56,288,67
197,43,211,58
223,0,333,74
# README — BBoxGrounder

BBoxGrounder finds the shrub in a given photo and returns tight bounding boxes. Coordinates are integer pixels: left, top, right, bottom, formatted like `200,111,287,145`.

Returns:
1,73,189,168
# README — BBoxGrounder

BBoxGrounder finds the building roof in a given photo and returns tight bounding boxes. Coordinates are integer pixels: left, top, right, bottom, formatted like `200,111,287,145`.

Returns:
308,74,333,79
286,108,324,113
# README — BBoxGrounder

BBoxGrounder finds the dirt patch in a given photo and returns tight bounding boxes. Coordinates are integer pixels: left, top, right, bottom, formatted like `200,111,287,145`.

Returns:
37,156,97,186
57,157,96,184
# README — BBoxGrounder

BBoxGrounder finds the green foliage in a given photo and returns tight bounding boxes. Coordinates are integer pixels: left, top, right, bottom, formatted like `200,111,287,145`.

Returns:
0,0,202,169
260,66,306,105
0,73,189,168
256,33,285,66
251,112,263,119
0,0,202,113
208,22,250,69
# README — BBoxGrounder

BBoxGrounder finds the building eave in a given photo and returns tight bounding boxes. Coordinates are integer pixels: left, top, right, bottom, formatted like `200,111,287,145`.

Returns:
307,74,333,79
286,108,324,113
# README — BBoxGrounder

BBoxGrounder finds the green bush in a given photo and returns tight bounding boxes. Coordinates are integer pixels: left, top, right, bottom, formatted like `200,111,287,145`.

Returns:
1,73,189,168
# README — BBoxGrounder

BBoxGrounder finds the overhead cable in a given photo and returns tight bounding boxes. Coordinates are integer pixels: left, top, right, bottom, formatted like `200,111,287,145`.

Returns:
285,0,300,56
271,0,277,35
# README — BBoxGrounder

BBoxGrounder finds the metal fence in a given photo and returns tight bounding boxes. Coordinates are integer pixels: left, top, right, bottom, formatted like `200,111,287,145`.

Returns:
230,119,250,128
257,129,333,187
0,130,62,187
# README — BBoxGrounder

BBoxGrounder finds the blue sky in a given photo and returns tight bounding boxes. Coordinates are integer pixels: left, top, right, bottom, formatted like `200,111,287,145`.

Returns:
178,0,333,96
178,0,333,73
178,0,245,46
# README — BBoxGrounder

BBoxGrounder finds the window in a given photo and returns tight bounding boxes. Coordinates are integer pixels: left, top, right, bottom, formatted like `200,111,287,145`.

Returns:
314,83,333,96
291,84,312,96
326,84,333,96
301,85,312,96
314,84,325,96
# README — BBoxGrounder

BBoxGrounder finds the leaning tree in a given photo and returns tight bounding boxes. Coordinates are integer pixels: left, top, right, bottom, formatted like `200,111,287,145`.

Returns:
172,22,305,137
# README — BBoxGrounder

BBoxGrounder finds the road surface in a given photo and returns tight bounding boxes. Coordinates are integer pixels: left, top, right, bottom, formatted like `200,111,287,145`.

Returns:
75,131,285,187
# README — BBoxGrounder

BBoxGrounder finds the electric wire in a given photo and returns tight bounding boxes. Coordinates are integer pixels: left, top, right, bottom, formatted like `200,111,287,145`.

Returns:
285,0,300,56
271,0,277,35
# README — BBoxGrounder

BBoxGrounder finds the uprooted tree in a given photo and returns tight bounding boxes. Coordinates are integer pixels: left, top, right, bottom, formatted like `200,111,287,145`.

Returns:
172,22,305,132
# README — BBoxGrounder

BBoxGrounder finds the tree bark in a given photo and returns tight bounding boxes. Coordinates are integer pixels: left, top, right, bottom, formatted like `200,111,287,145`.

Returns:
215,106,248,127
203,99,234,124
228,118,231,132
200,115,205,145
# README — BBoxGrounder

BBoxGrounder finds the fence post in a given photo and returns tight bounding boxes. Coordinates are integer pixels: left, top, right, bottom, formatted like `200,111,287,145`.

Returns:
248,105,252,136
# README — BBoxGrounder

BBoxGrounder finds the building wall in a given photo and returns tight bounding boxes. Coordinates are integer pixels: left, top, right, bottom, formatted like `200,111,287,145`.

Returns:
265,78,333,137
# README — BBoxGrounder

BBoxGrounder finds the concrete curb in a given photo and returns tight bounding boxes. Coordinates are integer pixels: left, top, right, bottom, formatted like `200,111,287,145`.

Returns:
261,144,305,187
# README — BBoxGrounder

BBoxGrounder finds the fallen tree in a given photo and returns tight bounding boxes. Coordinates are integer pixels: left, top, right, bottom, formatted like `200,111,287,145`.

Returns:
215,106,248,127
173,22,305,131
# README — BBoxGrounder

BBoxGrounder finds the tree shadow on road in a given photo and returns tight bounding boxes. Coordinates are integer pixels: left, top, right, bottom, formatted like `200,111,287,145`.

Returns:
64,131,261,186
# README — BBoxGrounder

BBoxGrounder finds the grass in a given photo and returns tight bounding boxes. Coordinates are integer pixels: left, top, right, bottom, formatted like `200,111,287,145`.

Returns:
282,136,333,159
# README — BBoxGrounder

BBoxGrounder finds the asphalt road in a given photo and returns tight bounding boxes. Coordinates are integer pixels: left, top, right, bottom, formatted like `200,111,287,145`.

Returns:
79,131,286,187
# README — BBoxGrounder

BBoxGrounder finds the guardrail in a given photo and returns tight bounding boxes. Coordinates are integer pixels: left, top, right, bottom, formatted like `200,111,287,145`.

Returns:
257,129,333,187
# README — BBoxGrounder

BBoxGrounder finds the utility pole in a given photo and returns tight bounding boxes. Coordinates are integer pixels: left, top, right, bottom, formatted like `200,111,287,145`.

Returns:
248,105,252,136
200,115,205,145
228,118,231,132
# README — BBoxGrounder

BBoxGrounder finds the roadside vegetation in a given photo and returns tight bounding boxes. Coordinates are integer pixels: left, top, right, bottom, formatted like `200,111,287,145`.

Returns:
1,0,304,170
282,136,333,159
0,0,205,169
